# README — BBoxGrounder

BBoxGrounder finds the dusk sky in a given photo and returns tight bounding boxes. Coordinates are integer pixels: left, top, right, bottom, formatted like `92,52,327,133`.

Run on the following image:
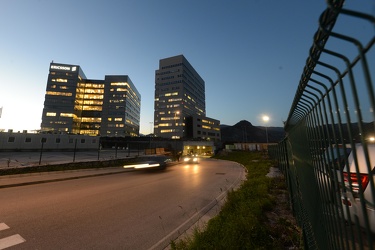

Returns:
0,1,374,134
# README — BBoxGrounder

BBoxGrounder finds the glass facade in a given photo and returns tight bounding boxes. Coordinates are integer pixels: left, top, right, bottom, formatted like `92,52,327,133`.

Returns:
154,55,206,139
41,63,86,133
72,80,104,136
100,76,141,137
41,63,140,136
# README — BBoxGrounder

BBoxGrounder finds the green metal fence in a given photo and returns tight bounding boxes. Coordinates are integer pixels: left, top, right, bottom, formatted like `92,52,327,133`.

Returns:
268,1,375,249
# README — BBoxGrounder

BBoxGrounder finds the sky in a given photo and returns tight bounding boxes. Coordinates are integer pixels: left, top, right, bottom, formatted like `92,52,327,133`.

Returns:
0,1,374,135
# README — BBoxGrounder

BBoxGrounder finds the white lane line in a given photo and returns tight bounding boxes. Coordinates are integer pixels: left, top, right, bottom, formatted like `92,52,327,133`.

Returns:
0,234,26,249
0,223,9,231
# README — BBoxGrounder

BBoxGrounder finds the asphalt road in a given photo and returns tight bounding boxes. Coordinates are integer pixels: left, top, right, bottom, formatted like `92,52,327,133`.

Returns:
0,158,245,249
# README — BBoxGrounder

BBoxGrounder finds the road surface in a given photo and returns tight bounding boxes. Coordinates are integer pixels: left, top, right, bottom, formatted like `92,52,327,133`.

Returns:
0,158,245,249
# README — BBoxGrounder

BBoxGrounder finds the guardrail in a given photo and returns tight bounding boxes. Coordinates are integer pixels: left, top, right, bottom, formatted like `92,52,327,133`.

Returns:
269,1,375,249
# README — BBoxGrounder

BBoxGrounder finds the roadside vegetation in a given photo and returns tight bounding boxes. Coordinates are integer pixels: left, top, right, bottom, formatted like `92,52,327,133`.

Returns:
171,150,302,249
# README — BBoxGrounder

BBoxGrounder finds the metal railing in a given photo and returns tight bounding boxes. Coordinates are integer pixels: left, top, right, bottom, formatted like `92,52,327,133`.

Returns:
269,1,375,249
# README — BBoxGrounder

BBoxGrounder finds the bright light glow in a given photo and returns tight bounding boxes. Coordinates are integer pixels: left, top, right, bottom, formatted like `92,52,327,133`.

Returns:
123,163,160,169
184,157,198,162
263,115,269,122
369,137,375,142
193,165,199,174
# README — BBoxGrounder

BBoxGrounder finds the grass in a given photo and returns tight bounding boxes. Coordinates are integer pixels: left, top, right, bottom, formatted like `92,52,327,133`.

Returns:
171,150,302,249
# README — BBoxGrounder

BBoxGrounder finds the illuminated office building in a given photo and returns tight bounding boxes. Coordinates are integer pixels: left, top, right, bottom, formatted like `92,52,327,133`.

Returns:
154,55,220,141
101,75,141,137
41,62,140,136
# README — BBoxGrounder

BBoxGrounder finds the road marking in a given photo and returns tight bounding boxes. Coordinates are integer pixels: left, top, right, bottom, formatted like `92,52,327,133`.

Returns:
0,223,10,231
0,234,26,249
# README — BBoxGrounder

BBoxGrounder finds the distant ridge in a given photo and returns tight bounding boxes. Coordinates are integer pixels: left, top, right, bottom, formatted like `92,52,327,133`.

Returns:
220,120,285,143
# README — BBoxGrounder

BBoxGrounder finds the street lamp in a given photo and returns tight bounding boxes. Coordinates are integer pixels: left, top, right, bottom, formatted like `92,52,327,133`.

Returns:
149,122,153,150
262,115,269,144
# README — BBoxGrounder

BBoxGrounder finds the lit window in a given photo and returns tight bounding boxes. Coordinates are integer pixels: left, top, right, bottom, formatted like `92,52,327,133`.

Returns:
111,82,129,86
60,113,73,117
116,88,128,92
115,118,123,121
81,118,101,122
46,112,56,116
46,91,73,96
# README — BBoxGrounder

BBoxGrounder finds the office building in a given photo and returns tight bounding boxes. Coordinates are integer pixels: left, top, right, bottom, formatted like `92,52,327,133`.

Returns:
154,55,220,141
101,75,141,137
41,62,140,136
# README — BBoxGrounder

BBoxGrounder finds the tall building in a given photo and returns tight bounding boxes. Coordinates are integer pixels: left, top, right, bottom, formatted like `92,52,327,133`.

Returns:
41,63,87,134
41,62,141,137
101,75,141,137
154,55,220,141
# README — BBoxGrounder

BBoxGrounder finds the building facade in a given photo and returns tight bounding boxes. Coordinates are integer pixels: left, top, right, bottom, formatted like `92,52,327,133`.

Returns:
41,63,87,134
100,75,141,137
185,115,221,141
154,55,220,141
41,62,141,137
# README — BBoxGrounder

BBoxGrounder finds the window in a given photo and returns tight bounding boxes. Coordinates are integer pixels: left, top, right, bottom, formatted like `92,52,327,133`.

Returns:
25,138,31,143
46,91,73,96
81,139,85,143
46,112,56,117
8,137,15,143
56,138,61,143
69,139,74,143
41,138,47,143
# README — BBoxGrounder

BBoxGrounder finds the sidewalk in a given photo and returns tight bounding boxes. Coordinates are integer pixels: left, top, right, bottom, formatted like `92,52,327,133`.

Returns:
0,167,129,189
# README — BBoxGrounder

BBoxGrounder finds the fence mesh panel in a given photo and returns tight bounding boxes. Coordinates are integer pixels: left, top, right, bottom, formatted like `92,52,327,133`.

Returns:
269,1,375,249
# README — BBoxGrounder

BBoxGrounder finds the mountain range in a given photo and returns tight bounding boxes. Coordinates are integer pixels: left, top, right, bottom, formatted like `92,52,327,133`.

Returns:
220,120,285,143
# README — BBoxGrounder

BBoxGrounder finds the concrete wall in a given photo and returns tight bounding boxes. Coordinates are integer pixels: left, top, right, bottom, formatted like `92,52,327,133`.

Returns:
0,132,99,151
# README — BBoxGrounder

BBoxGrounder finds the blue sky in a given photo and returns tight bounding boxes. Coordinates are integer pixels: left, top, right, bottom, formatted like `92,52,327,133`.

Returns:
0,1,374,134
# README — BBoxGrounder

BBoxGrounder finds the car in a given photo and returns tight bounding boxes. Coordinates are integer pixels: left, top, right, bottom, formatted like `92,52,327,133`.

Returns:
324,145,352,185
183,154,199,163
123,155,173,170
341,143,375,234
314,145,351,202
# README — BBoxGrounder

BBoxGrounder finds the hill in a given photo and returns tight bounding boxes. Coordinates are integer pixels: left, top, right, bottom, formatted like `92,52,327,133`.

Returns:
220,120,285,143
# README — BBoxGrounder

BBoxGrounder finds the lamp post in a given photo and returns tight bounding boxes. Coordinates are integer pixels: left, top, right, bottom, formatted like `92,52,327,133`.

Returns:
262,115,269,145
149,122,153,151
